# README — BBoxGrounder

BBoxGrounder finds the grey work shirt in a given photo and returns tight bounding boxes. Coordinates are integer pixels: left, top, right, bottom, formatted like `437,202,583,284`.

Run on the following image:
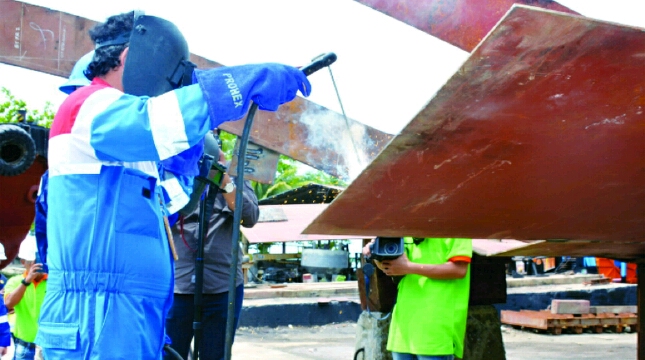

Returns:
171,179,259,294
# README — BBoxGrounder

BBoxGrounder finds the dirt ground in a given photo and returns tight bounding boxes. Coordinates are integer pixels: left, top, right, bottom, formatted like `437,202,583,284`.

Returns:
232,322,638,360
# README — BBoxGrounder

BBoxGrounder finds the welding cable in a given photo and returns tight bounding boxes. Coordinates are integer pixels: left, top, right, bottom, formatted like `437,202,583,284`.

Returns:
163,344,184,360
222,53,338,360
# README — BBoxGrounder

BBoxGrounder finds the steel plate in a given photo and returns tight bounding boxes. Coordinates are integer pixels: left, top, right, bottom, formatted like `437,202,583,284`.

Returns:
355,0,577,51
305,6,645,248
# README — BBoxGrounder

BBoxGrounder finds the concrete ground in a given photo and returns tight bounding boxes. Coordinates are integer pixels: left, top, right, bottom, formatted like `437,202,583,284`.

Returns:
0,323,636,360
0,273,637,359
231,322,637,360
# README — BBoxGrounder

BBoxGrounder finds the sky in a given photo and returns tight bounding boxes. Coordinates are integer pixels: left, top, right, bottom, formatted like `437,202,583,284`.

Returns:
1,0,644,135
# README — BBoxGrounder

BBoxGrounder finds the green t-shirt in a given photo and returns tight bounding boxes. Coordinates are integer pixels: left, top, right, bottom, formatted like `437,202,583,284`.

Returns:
4,275,47,343
387,238,472,357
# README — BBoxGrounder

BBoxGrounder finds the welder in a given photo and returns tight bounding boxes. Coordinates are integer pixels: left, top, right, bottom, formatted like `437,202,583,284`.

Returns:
35,11,311,360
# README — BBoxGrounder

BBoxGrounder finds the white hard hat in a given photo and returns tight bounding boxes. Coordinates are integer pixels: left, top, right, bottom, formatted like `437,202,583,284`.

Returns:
0,242,6,261
18,232,37,261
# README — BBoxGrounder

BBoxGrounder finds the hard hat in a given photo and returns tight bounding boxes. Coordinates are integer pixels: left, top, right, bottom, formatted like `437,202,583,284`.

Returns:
59,51,94,95
18,232,37,261
0,242,6,261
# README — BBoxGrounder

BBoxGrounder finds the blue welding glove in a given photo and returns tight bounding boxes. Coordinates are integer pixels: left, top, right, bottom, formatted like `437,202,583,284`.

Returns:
194,63,312,127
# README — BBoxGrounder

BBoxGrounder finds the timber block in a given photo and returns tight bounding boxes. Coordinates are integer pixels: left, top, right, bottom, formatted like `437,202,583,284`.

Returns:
551,299,590,314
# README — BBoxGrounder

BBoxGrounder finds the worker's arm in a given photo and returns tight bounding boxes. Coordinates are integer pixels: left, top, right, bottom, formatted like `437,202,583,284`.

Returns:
4,263,41,309
375,253,469,279
87,64,310,164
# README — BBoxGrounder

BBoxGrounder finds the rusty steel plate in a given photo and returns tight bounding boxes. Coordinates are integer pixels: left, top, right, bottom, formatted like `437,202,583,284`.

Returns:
305,6,645,245
355,0,577,52
483,239,645,260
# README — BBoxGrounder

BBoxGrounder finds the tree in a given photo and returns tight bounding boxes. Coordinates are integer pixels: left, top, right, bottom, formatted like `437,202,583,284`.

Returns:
0,87,55,127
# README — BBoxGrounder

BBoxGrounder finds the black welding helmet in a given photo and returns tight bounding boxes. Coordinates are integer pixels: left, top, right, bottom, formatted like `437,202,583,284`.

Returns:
122,12,195,97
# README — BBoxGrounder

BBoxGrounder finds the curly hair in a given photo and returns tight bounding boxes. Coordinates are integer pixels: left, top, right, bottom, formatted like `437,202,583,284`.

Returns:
85,12,134,80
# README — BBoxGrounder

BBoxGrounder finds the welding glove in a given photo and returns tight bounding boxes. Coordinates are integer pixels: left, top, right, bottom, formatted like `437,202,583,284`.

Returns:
193,63,311,128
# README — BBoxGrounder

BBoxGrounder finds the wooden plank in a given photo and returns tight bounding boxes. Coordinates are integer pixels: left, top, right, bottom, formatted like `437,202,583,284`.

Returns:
501,310,549,330
250,253,300,261
502,309,638,334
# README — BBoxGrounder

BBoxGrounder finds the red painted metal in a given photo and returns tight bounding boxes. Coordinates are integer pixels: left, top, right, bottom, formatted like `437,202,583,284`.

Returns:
305,6,645,251
354,0,578,51
0,156,46,267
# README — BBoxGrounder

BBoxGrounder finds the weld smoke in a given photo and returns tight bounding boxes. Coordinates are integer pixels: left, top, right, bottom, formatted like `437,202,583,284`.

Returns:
299,107,374,182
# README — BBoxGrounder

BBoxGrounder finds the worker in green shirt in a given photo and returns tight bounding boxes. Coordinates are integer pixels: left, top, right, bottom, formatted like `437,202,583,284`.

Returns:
4,233,48,360
364,237,472,360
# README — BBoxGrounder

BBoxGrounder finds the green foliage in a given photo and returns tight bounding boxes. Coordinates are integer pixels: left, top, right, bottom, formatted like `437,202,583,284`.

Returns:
218,130,236,159
0,87,55,128
251,156,347,200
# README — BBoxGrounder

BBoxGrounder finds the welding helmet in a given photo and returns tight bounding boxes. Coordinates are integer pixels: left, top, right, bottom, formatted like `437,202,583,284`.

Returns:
122,13,195,97
59,51,94,94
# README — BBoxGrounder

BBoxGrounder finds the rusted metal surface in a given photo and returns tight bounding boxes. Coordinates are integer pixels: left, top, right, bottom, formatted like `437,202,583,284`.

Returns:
305,6,645,253
0,0,94,77
0,0,393,181
484,240,645,260
218,103,393,181
241,204,372,244
0,155,46,268
354,0,577,52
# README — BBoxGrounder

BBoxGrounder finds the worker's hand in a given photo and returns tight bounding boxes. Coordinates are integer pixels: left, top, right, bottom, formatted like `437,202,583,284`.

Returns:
218,148,227,164
362,240,375,258
25,263,44,282
0,346,6,356
375,253,412,276
195,63,312,128
249,63,312,108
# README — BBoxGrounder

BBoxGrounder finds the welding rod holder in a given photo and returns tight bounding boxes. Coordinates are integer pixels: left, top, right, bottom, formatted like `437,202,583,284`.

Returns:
301,52,337,76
